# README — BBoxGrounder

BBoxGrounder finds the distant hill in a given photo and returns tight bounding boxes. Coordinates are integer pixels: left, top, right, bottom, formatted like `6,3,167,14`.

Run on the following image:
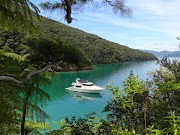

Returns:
0,16,157,64
142,50,180,57
35,17,158,63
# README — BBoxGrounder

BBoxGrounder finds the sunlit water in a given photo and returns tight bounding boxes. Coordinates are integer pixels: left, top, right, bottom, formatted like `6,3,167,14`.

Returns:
41,60,160,131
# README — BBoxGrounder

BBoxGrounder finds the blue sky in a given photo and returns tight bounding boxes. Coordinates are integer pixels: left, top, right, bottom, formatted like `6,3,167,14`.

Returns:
32,0,180,51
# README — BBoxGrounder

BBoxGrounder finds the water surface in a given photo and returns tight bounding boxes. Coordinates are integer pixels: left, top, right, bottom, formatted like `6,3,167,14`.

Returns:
42,61,159,125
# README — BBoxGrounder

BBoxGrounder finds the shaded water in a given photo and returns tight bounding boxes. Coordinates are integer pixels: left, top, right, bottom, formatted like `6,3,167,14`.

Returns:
41,60,159,128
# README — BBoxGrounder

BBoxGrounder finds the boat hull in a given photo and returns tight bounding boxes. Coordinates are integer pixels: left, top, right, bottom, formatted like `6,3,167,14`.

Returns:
66,87,103,94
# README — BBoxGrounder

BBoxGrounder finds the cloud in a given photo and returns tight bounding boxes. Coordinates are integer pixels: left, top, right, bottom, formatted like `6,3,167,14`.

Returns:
137,41,179,52
35,0,180,51
38,0,180,37
71,6,179,38
129,0,180,16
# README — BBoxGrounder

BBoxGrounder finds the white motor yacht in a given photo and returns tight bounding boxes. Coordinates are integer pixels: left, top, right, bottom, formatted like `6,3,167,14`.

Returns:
66,78,103,93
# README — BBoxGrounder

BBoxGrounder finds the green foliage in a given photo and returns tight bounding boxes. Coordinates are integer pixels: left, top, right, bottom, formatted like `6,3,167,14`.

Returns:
0,1,156,134
0,16,157,65
46,113,96,135
43,59,180,134
0,29,30,55
158,58,180,82
0,53,27,79
0,0,40,32
147,111,180,135
39,0,132,23
0,34,92,134
0,28,93,69
45,113,139,135
147,125,166,135
122,71,149,94
26,37,92,69
0,82,23,134
165,111,180,135
104,71,150,133
2,45,14,52
0,52,52,134
22,82,51,121
146,58,180,131
25,121,51,132
0,53,26,134
35,17,157,64
103,60,180,134
3,52,28,62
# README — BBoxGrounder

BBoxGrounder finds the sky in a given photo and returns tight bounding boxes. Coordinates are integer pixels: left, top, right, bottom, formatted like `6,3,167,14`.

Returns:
32,0,180,52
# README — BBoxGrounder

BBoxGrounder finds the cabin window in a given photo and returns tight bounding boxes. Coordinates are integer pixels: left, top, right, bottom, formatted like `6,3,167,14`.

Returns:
83,84,93,86
76,85,81,88
78,79,88,83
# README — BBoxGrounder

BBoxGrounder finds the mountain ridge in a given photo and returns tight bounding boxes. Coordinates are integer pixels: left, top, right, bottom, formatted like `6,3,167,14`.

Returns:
141,50,180,57
34,16,157,63
0,16,157,64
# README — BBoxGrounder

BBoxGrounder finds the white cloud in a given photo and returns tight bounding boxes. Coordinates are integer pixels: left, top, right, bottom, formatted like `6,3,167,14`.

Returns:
129,0,180,16
138,42,179,52
73,7,180,37
36,0,180,51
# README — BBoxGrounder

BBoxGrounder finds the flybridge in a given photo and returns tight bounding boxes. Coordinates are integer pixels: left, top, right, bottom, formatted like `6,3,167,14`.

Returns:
76,78,94,86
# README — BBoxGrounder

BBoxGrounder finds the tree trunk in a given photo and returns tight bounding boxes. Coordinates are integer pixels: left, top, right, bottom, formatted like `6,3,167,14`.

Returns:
21,88,31,135
144,94,148,135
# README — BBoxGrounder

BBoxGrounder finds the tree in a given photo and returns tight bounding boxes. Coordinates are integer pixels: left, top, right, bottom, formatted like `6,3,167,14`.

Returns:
40,0,132,23
0,0,132,85
0,36,93,134
104,71,151,134
147,58,180,130
0,0,133,134
0,81,22,134
20,75,51,135
0,51,51,134
45,113,139,135
0,37,92,84
0,0,132,32
0,0,40,31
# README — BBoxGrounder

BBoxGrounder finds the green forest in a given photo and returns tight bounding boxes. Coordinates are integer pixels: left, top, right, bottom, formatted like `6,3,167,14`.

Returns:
0,16,157,66
0,0,179,135
33,17,157,64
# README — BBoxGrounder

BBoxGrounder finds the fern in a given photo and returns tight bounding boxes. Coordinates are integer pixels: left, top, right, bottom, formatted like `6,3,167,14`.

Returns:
3,52,27,61
25,121,51,131
0,0,40,32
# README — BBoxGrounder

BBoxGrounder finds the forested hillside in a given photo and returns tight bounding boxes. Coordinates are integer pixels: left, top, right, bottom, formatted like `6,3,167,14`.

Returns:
1,1,179,135
0,16,157,64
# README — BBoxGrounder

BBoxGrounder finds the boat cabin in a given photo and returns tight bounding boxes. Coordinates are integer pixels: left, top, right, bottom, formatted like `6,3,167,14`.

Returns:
76,78,88,83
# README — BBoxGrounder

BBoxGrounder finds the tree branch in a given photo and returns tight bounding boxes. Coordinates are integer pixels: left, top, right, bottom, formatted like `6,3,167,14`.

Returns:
104,0,132,17
0,65,56,85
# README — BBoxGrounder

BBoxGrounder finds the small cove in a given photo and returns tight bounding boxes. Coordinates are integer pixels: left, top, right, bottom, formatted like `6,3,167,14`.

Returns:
41,60,160,130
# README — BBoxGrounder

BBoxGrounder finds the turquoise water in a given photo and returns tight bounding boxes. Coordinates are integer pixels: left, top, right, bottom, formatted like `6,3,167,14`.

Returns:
42,60,159,129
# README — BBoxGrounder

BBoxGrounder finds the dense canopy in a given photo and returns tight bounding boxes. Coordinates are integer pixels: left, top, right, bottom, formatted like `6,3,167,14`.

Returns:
0,16,157,65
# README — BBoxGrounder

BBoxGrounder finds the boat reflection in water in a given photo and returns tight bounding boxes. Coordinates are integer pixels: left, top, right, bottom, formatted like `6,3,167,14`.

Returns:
68,91,102,101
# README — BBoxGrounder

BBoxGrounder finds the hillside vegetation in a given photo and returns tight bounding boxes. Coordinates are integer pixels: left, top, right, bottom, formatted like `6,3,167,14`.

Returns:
0,16,157,64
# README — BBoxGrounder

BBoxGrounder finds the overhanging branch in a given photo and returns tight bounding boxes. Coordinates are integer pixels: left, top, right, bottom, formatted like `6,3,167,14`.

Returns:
0,65,56,84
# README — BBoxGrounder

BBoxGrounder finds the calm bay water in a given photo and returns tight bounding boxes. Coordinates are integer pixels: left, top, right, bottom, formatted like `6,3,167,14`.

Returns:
41,60,160,129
